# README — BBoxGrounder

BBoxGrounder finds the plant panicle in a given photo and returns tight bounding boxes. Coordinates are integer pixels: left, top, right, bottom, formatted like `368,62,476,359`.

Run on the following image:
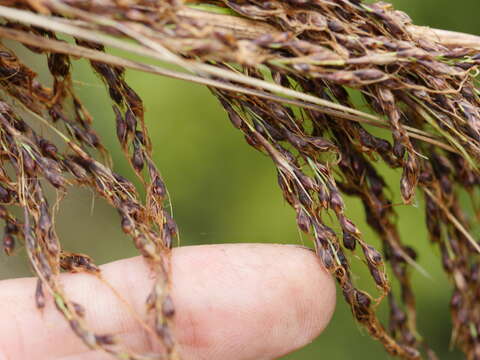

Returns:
0,0,480,359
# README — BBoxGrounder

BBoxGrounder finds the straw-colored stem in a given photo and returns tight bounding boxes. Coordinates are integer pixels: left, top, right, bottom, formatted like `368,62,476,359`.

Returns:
0,7,456,153
179,7,480,50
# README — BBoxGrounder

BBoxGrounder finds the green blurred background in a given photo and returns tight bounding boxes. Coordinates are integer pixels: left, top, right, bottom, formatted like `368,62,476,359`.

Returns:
1,0,479,358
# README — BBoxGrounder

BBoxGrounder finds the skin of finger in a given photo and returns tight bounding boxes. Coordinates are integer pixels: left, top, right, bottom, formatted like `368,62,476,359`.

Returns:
0,243,336,360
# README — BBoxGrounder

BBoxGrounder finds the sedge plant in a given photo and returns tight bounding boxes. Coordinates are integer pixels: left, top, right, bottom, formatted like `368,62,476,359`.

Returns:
0,0,480,359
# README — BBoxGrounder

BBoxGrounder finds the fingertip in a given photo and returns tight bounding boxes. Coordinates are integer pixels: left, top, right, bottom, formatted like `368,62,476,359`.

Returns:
171,244,336,359
287,246,336,351
0,244,336,360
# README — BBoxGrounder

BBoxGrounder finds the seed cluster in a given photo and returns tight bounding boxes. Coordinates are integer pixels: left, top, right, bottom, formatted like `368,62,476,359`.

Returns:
0,29,180,360
0,0,479,359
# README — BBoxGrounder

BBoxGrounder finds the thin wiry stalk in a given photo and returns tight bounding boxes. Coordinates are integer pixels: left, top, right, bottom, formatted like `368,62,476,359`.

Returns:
0,18,457,158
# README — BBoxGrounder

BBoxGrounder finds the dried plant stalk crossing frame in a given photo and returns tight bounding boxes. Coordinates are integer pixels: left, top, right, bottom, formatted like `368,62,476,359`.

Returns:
0,0,480,359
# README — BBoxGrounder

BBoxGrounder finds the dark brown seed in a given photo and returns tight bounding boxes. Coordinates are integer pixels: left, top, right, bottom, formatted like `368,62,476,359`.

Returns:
163,231,173,249
329,190,344,212
404,246,417,261
121,215,134,234
364,245,383,265
286,131,309,149
44,168,65,188
317,185,330,208
343,232,357,251
296,208,311,233
22,149,37,175
95,334,116,345
317,246,334,270
39,202,51,233
309,137,336,151
64,159,88,179
0,185,11,203
3,234,14,255
113,105,127,144
48,53,70,77
35,279,45,309
162,295,175,317
355,289,371,309
125,108,137,132
39,139,58,158
5,221,18,234
135,130,146,145
72,302,86,317
155,322,174,352
340,215,359,235
132,144,144,172
0,206,7,219
354,69,385,82
109,86,123,104
146,291,156,310
68,319,89,339
227,111,243,129
402,346,420,359
165,213,178,236
451,291,462,309
369,264,387,288
152,176,167,199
